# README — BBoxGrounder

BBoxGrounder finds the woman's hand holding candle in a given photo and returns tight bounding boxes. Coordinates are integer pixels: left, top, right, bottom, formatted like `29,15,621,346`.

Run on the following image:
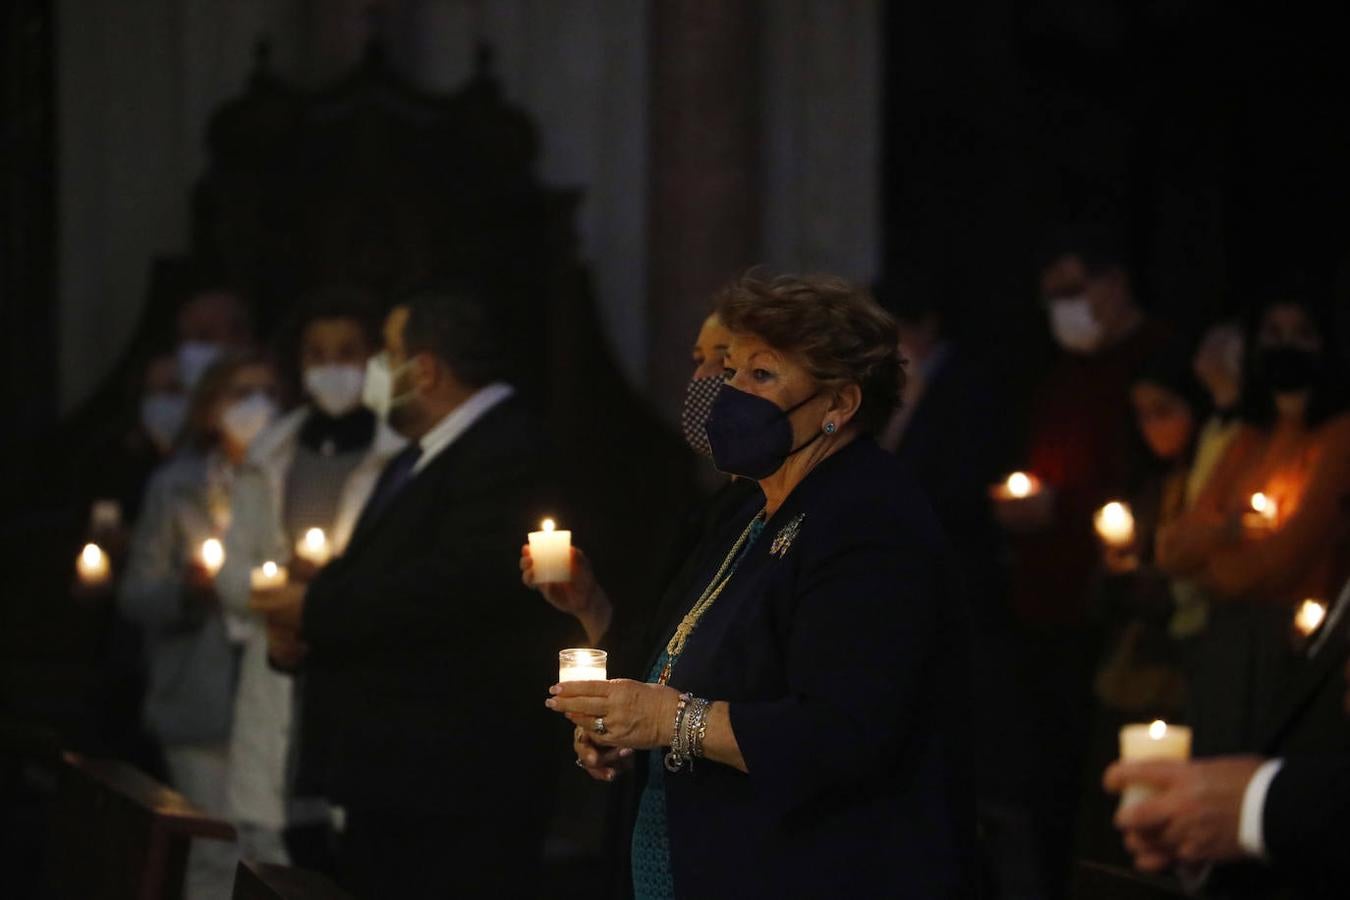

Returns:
521,542,612,644
990,472,1055,533
76,543,111,587
547,678,682,751
572,725,635,782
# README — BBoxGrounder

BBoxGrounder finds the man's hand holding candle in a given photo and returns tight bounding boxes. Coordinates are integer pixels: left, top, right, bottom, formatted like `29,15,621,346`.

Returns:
1103,756,1264,871
249,580,307,629
181,558,221,616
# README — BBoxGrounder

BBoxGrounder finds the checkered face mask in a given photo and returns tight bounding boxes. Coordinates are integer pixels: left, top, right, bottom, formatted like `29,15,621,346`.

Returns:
680,372,728,458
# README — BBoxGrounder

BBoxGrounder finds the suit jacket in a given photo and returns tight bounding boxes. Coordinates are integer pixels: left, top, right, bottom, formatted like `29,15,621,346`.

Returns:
296,399,570,822
640,438,977,898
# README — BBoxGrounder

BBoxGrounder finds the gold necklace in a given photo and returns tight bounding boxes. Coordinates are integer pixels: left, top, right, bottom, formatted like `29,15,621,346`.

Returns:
658,508,766,685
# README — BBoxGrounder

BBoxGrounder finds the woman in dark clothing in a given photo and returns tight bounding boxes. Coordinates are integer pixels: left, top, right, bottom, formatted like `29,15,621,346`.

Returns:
538,273,976,898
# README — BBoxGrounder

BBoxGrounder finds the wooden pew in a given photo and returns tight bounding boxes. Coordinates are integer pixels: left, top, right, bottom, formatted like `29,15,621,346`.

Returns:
1073,860,1188,899
47,751,236,900
231,859,353,900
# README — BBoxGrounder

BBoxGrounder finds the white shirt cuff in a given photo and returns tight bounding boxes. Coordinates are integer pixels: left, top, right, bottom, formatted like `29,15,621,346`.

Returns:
1238,758,1284,859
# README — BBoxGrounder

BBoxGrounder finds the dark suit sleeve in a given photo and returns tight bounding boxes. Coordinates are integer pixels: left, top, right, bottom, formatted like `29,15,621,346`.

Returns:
728,512,946,816
1264,755,1350,882
300,449,551,657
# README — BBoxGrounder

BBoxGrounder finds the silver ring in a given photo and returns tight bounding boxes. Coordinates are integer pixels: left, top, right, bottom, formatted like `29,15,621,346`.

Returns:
592,717,608,735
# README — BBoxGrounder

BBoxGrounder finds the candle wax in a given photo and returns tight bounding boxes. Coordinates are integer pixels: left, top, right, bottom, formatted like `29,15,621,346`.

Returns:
529,519,572,584
1118,720,1192,808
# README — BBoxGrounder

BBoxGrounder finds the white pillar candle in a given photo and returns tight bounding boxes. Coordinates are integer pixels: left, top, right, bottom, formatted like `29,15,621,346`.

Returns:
295,527,331,566
199,538,225,576
76,543,111,586
528,518,572,584
1094,501,1136,548
1294,598,1327,638
1118,720,1192,808
559,648,607,683
250,560,289,591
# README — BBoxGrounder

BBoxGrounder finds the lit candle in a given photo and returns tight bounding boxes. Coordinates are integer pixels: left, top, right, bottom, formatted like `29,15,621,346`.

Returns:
559,648,607,683
1094,501,1136,548
250,560,289,591
1118,719,1193,808
294,527,331,566
199,538,225,576
76,543,111,586
1247,492,1279,528
1294,598,1328,638
992,471,1042,501
528,518,572,584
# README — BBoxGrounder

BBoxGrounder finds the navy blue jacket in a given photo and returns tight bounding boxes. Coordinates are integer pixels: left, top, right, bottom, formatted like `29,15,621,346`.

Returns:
642,438,978,898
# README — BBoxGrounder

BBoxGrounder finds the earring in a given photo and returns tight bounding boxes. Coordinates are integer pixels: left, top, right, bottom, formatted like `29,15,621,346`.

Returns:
823,421,837,435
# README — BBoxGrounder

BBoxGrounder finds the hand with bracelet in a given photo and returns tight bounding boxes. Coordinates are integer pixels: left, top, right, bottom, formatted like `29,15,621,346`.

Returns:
546,679,747,775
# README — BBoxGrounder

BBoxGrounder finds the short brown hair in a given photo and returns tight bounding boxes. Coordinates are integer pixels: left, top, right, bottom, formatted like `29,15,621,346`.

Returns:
715,271,904,435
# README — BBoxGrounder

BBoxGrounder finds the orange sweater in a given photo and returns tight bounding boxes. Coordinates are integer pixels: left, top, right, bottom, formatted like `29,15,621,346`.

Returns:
1158,411,1350,604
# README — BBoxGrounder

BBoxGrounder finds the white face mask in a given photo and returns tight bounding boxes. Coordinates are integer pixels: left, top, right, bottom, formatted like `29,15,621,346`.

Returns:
220,393,277,448
1048,297,1104,354
305,364,366,417
140,392,188,453
361,352,413,419
177,341,224,389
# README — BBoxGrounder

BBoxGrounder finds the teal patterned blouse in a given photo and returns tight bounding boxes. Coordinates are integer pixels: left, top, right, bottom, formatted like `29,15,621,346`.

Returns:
630,516,765,900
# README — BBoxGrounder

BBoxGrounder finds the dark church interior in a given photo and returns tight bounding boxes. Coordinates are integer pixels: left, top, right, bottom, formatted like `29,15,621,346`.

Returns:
3,2,1349,898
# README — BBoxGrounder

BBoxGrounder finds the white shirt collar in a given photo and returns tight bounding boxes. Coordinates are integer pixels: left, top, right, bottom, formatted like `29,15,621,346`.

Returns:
413,382,515,474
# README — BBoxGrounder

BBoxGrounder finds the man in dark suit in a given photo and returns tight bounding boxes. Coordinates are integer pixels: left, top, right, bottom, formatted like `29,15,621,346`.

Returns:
1104,573,1350,899
256,289,569,897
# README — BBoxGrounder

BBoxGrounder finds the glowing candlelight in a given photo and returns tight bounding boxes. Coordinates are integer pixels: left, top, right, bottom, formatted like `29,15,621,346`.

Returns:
250,560,289,591
295,527,331,566
1250,492,1278,523
528,518,572,584
1007,472,1034,499
1094,501,1136,548
76,543,111,586
199,538,225,576
1294,598,1328,638
1118,720,1192,808
559,648,607,683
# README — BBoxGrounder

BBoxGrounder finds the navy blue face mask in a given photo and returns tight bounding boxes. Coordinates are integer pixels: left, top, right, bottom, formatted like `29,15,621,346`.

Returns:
705,385,822,479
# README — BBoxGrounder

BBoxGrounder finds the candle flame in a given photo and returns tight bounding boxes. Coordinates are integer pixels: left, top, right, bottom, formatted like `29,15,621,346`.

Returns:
1295,598,1327,637
81,543,104,567
1148,720,1168,740
303,527,326,551
541,518,555,533
262,561,278,578
201,538,224,568
1007,472,1032,499
1251,492,1270,513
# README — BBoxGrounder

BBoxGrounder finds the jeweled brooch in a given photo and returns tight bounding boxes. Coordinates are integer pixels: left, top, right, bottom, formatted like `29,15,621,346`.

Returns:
769,513,805,558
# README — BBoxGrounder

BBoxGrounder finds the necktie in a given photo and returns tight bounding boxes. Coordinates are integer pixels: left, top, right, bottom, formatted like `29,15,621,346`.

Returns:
351,443,423,539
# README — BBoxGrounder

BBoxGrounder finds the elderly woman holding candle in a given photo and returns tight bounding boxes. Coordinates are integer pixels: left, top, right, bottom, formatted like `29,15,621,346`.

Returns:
542,272,975,898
